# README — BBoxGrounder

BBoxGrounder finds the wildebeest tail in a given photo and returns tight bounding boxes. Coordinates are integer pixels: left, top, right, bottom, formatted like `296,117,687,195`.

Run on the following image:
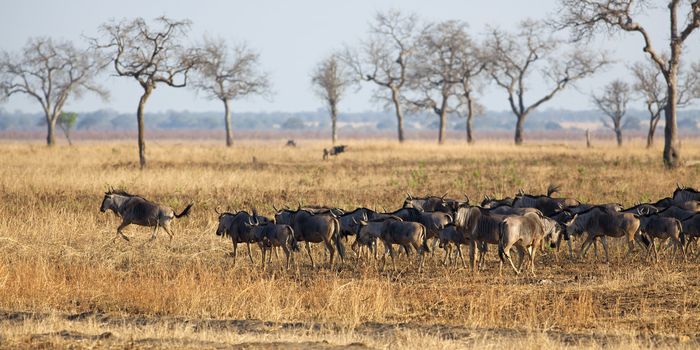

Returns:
287,225,300,252
421,224,430,253
640,233,651,247
333,218,346,259
677,219,686,247
498,221,506,263
175,203,193,218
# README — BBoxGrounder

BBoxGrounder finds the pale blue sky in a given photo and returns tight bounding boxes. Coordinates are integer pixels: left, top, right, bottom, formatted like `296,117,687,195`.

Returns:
0,0,697,114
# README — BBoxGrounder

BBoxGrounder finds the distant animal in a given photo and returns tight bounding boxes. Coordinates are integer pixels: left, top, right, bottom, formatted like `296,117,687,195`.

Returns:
100,188,192,242
323,145,347,160
286,139,297,147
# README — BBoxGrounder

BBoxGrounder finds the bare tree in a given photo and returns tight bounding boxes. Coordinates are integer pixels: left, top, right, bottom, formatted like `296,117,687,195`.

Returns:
487,20,608,145
193,37,270,147
93,16,199,168
406,20,468,144
593,80,630,146
311,54,354,145
455,40,487,144
0,37,107,146
555,0,700,167
343,10,418,143
632,58,700,148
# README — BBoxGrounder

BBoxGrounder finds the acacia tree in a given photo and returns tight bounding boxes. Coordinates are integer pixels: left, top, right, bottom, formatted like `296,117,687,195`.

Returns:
593,80,630,146
311,54,354,145
632,59,700,148
487,20,608,145
406,20,468,144
343,10,418,143
555,0,700,167
0,37,106,146
193,37,270,147
93,16,199,168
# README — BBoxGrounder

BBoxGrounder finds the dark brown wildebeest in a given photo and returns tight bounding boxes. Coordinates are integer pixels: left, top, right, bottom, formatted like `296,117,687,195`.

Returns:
672,184,700,204
563,206,641,262
274,209,345,268
215,209,264,265
680,213,700,255
438,224,469,268
100,189,192,242
323,145,347,160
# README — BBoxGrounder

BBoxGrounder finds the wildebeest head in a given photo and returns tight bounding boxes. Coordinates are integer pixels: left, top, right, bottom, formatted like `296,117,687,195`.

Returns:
215,212,236,237
100,193,113,213
562,213,581,238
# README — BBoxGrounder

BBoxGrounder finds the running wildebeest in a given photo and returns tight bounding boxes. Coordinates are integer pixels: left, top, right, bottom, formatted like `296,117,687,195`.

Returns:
563,206,641,262
100,189,192,242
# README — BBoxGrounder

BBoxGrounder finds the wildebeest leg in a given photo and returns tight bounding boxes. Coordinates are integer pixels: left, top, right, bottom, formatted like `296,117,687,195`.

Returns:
456,245,467,269
261,246,267,271
442,244,450,266
601,236,611,263
246,243,255,265
282,245,291,270
115,221,131,242
579,234,595,259
417,243,425,273
567,237,574,258
160,221,175,241
325,239,335,269
651,239,659,263
503,243,520,275
305,242,315,268
388,245,397,272
149,225,159,241
231,239,238,266
469,240,478,273
528,245,537,276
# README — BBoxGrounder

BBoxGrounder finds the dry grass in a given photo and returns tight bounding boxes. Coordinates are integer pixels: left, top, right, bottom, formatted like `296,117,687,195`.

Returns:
2,138,700,348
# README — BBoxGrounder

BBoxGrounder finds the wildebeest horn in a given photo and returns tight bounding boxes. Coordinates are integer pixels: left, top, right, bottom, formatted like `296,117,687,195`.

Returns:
252,207,258,217
215,206,222,215
518,188,525,196
406,192,413,199
297,201,302,211
362,212,368,221
677,182,682,190
441,192,448,200
464,193,470,204
272,204,278,212
483,194,490,201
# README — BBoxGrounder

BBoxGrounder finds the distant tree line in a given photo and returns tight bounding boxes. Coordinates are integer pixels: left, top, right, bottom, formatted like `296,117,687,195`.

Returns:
1,2,699,168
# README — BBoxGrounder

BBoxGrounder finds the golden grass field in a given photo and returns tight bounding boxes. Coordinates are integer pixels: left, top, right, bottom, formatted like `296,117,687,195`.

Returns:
2,138,700,349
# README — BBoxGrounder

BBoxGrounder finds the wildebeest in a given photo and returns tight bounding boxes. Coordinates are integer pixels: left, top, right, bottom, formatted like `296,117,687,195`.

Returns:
323,145,347,160
636,211,684,263
247,217,299,270
498,212,546,275
403,193,452,213
417,211,453,251
376,217,430,272
672,184,700,203
455,205,510,272
100,189,192,242
481,195,515,209
215,210,263,264
438,224,469,268
680,213,700,255
274,209,345,268
563,206,641,262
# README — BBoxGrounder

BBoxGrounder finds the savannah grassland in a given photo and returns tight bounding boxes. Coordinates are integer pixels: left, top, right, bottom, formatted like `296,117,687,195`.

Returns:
2,138,700,349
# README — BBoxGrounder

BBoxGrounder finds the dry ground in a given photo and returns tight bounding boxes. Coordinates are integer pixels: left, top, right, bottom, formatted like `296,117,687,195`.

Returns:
1,138,700,349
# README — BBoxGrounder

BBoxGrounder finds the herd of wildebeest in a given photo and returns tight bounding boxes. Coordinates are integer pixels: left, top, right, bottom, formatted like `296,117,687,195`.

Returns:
99,184,700,275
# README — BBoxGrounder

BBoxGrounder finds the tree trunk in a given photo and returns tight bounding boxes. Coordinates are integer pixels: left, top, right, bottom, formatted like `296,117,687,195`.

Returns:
438,110,446,145
514,114,525,145
223,99,233,147
46,117,57,146
466,98,474,144
615,127,623,147
330,103,338,145
646,115,660,149
137,87,152,169
391,88,405,143
586,129,592,148
664,74,680,167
